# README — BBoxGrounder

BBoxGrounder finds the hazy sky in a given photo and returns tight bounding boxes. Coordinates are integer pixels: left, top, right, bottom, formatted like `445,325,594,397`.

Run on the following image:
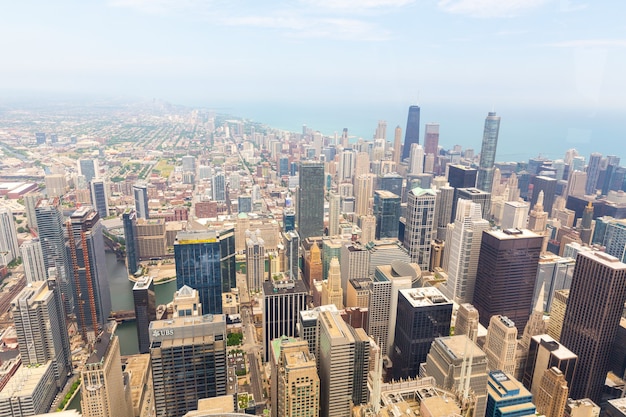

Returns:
1,0,624,113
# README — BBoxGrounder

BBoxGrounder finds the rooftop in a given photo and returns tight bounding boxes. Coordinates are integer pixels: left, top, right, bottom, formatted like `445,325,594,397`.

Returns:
399,287,451,308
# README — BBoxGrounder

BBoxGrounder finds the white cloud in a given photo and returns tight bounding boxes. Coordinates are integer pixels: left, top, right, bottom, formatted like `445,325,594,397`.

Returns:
438,0,550,18
547,39,626,48
301,0,414,9
108,0,207,15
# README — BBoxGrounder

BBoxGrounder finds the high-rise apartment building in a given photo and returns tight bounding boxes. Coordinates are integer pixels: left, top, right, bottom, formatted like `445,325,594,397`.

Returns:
211,172,226,202
20,239,46,283
122,208,140,275
560,251,626,402
354,174,376,217
133,184,149,219
409,143,425,174
473,229,543,333
402,105,420,161
297,162,324,240
35,198,73,314
133,276,156,354
0,208,19,265
149,314,227,417
484,315,518,375
391,287,453,380
262,278,308,361
339,243,370,304
11,278,72,389
270,338,320,417
67,207,112,341
441,199,490,304
477,111,501,192
174,230,230,314
90,179,109,217
373,190,401,240
403,187,437,270
81,332,133,417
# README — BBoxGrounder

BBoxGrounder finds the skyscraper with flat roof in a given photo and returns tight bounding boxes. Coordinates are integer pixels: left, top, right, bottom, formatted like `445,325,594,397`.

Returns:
560,251,626,402
391,287,453,380
133,276,156,354
484,315,518,375
90,178,109,217
473,229,543,334
585,152,602,195
133,183,149,219
174,231,225,314
67,206,112,341
78,158,98,183
402,105,420,161
424,123,440,157
20,238,46,283
297,162,325,240
35,198,74,314
262,278,308,362
149,314,227,417
0,208,19,264
477,111,501,192
373,190,400,240
122,208,139,275
11,278,72,389
522,334,577,396
403,187,437,270
485,371,535,417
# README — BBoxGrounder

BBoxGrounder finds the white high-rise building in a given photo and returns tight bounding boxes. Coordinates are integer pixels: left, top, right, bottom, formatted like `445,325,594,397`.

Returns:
502,201,530,229
338,149,356,182
441,199,490,304
20,239,47,283
0,208,19,264
409,143,425,174
403,187,437,270
328,192,341,237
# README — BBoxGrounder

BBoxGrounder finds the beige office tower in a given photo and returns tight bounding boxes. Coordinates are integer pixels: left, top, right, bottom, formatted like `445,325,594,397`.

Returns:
535,367,569,417
455,303,480,342
354,152,371,178
246,229,266,293
328,192,341,237
318,311,370,417
565,170,588,197
547,289,569,341
507,172,521,202
393,125,402,168
81,333,133,417
358,214,376,244
484,315,518,374
322,257,344,309
347,278,370,308
354,174,376,217
528,191,548,234
270,338,319,417
125,354,156,417
420,335,489,417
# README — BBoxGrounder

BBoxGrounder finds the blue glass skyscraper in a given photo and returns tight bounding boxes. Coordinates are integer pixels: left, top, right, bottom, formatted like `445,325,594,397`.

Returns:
402,105,420,161
476,111,501,192
175,231,225,314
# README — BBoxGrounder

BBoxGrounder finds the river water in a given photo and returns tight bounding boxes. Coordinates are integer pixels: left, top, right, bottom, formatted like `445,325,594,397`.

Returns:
66,252,178,411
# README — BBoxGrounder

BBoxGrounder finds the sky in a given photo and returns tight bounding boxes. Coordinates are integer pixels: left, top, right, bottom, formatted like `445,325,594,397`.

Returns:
1,1,625,159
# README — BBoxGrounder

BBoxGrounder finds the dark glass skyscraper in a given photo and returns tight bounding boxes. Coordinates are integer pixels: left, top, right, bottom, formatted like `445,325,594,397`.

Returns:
560,251,626,402
585,152,602,195
473,229,542,334
90,178,109,217
174,231,224,314
133,276,156,354
122,208,139,275
373,190,401,239
402,105,420,161
133,183,149,219
297,162,324,240
476,111,501,192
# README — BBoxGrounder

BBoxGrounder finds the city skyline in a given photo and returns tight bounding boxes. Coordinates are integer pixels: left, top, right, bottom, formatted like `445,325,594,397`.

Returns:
1,1,625,162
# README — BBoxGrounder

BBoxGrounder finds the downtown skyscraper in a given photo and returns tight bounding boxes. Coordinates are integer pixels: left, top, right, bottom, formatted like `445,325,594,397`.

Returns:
560,251,626,402
297,161,324,240
36,198,74,314
67,206,112,340
476,111,501,192
401,105,420,161
403,187,437,271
